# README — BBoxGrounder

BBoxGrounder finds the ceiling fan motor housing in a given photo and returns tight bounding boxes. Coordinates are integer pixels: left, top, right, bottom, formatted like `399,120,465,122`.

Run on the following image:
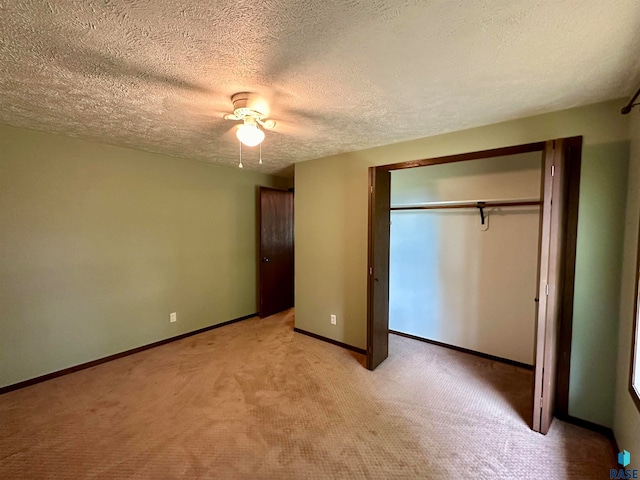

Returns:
231,92,268,119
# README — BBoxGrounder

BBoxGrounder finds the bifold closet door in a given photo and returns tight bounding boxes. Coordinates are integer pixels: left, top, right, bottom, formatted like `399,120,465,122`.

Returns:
367,166,391,370
533,139,568,434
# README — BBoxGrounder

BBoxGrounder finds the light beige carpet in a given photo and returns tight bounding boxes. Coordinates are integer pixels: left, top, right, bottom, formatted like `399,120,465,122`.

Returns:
0,309,615,479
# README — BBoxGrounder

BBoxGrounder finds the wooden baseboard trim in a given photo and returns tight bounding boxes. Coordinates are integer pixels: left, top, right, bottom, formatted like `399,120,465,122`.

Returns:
556,414,619,457
389,330,534,370
294,327,366,355
556,414,614,438
0,313,258,395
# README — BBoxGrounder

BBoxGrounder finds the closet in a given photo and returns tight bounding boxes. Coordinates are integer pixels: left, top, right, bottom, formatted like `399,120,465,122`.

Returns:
366,138,583,434
388,152,543,366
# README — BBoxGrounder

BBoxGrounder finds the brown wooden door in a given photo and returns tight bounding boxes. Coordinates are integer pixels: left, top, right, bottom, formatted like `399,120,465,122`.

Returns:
367,167,391,370
533,139,568,434
259,187,294,318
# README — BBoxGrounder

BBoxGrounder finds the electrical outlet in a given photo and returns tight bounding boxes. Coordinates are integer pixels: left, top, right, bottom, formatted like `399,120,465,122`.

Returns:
330,314,337,325
170,312,177,323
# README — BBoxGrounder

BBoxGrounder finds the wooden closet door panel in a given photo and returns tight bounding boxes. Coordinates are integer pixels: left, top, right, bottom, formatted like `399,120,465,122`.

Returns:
367,166,391,370
533,139,569,434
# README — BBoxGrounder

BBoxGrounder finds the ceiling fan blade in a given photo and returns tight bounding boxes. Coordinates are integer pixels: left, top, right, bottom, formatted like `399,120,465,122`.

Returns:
285,107,349,125
223,124,240,141
257,118,276,130
55,43,217,96
269,119,313,138
162,89,230,119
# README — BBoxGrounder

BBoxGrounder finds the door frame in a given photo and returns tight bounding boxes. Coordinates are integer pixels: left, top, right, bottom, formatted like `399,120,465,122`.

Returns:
366,138,582,431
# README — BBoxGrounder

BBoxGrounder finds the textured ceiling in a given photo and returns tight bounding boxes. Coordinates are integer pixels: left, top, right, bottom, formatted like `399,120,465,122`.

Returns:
1,1,640,176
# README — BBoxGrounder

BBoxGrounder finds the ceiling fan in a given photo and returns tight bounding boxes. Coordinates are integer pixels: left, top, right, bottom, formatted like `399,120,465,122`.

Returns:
223,92,276,148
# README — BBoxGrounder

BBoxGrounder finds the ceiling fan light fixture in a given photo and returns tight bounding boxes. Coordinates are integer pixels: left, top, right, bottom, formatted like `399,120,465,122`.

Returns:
236,122,265,147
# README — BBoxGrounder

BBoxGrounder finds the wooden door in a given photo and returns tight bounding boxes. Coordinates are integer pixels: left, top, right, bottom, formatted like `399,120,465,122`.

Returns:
259,187,294,318
532,139,568,434
366,167,391,370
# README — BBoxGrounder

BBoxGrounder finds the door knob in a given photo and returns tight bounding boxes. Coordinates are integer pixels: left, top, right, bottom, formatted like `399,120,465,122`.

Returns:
263,257,269,262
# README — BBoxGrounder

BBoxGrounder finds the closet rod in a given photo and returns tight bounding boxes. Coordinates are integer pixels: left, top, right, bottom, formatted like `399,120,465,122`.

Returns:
390,200,542,211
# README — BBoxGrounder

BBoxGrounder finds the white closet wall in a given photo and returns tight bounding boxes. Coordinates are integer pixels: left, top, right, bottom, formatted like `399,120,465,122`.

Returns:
389,152,542,364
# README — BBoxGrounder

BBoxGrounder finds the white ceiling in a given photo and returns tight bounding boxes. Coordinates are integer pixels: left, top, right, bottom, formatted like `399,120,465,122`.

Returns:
1,1,639,176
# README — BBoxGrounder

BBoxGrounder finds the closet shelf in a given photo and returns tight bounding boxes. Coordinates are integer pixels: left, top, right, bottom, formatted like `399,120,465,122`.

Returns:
390,198,541,211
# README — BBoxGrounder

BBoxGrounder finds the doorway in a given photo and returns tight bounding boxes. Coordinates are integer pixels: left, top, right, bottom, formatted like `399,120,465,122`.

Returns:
389,151,542,367
366,138,582,434
259,187,294,318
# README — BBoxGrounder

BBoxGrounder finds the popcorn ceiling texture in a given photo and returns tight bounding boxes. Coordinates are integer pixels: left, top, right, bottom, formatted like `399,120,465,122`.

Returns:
0,1,639,176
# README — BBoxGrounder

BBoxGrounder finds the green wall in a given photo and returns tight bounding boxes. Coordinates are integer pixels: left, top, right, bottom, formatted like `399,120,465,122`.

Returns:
614,109,640,468
295,99,630,427
0,124,288,388
570,142,629,426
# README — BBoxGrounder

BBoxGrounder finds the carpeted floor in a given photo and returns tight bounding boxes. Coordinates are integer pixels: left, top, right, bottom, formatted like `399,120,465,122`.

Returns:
0,309,615,479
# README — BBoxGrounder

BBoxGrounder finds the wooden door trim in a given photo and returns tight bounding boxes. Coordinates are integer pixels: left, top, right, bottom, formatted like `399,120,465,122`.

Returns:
384,141,545,171
555,137,583,416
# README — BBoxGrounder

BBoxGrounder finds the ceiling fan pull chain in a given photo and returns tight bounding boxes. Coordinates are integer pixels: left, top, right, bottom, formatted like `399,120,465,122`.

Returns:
239,140,243,168
259,143,263,165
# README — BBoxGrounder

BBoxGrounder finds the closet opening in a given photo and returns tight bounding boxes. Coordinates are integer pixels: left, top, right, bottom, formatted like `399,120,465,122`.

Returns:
366,139,582,434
